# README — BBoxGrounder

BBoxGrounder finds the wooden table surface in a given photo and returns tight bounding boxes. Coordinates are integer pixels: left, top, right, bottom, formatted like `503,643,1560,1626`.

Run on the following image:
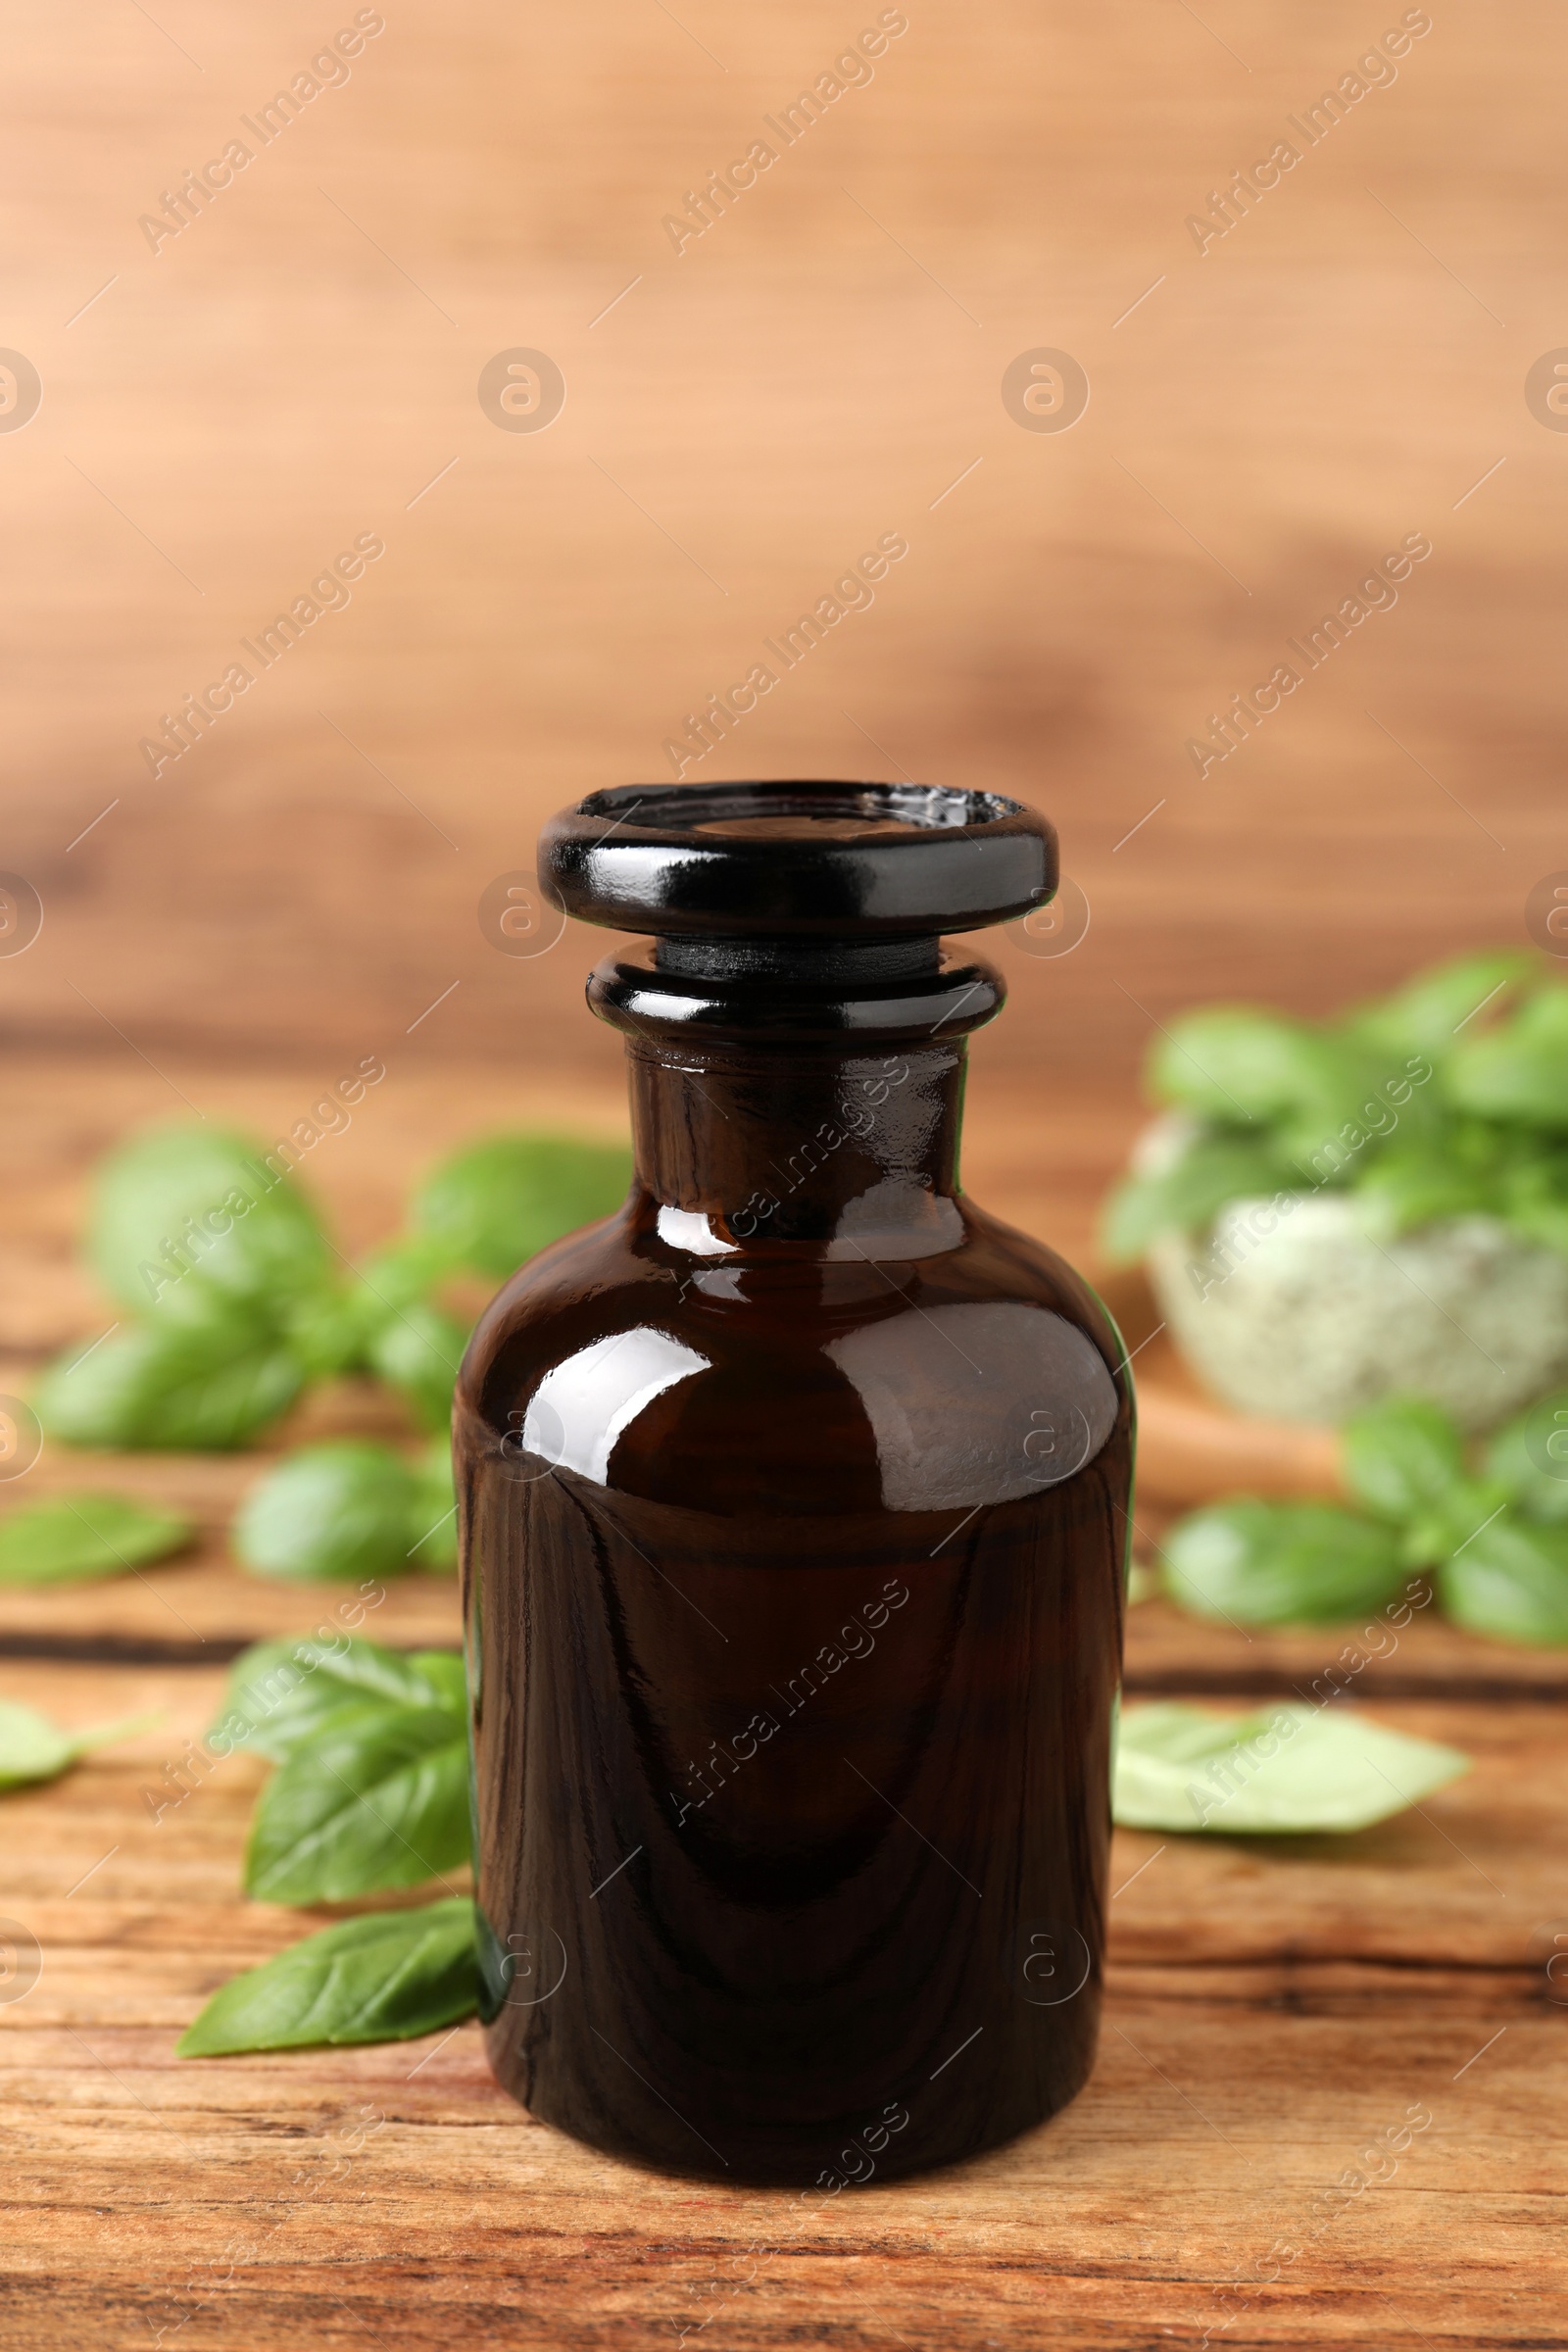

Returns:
2,1057,1565,2350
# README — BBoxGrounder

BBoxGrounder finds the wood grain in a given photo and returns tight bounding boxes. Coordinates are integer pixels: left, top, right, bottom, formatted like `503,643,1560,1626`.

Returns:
1,1670,1562,2350
2,0,1564,1091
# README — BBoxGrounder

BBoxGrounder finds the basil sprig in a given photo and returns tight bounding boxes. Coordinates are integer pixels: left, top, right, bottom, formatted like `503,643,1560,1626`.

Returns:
214,1635,472,1905
35,1120,626,1440
182,1638,478,2057
1102,948,1568,1260
1158,1391,1568,1645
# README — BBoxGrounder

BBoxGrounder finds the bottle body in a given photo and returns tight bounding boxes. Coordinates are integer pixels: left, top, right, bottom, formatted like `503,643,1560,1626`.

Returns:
457,1036,1132,2183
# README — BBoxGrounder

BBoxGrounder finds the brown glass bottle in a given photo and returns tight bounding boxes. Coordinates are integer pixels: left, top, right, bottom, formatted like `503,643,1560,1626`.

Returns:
455,782,1134,2185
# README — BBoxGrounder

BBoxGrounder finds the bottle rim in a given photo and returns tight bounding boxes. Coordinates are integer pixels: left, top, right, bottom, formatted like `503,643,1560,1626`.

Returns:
540,777,1056,941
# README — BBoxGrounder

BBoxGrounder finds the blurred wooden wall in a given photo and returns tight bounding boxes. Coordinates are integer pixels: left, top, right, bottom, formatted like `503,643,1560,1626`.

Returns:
2,0,1563,1102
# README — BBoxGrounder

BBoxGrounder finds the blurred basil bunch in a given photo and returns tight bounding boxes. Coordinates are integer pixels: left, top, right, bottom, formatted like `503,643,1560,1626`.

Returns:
1159,1389,1568,1646
1102,949,1568,1261
33,1123,630,1581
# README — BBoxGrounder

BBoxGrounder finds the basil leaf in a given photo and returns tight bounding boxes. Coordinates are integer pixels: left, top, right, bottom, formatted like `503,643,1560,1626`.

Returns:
281,1283,380,1382
1438,1513,1568,1645
1149,1011,1345,1126
1113,1701,1469,1834
1350,1138,1506,1233
368,1302,467,1436
1446,988,1568,1131
0,1700,156,1788
177,1896,478,2056
35,1316,304,1451
410,1132,631,1280
1505,1200,1568,1253
409,1445,458,1571
1348,950,1532,1066
1396,1473,1504,1566
233,1444,422,1582
353,1235,465,1314
0,1494,193,1585
243,1701,470,1900
0,1701,74,1787
1485,1390,1568,1525
1497,1149,1568,1254
1342,1397,1464,1527
1101,1134,1293,1262
1161,1500,1406,1626
1111,959,1568,1286
212,1636,464,1761
89,1123,333,1325
1271,1051,1423,1177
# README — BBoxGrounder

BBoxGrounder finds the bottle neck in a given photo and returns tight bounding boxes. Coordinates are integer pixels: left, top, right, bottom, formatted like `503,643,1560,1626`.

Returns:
625,1036,968,1253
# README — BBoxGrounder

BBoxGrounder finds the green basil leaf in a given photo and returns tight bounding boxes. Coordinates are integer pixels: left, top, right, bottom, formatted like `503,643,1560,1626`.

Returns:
352,1236,464,1314
0,1701,75,1786
177,1896,478,2056
0,1493,193,1585
368,1302,467,1436
409,1132,631,1280
1484,1390,1568,1525
403,1648,465,1714
1496,1149,1568,1255
1113,1701,1469,1834
1398,1475,1507,1568
243,1702,470,1900
281,1283,380,1382
1100,1134,1293,1262
1446,987,1568,1131
1437,1513,1568,1645
409,1445,458,1571
34,1316,304,1451
1148,1011,1344,1126
1342,1397,1464,1526
1270,1053,1425,1178
0,1700,157,1788
88,1123,333,1326
1349,1139,1506,1233
1161,1500,1406,1626
233,1444,422,1582
1501,1200,1568,1255
1348,950,1533,1067
212,1636,464,1761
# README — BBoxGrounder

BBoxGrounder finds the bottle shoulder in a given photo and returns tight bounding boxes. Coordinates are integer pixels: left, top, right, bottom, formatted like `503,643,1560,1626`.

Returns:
460,1198,1119,1385
457,1199,1131,1519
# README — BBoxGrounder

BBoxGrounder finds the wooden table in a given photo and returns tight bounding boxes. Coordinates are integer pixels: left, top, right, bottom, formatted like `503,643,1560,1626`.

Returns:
2,1059,1564,2348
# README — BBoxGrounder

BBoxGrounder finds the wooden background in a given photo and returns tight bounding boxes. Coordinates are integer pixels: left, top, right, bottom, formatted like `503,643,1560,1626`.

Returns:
3,0,1564,1099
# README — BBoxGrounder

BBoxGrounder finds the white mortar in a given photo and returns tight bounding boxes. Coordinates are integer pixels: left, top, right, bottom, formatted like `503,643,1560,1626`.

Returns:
1137,1125,1568,1430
